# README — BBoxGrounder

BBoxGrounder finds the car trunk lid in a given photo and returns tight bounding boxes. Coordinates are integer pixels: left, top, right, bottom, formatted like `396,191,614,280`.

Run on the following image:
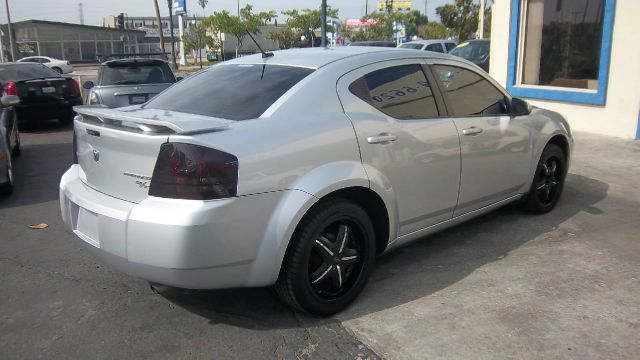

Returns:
97,83,173,108
73,105,232,203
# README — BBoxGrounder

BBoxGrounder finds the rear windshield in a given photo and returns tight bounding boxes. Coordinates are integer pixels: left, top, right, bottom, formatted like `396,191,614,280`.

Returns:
99,62,175,86
0,64,60,81
450,41,490,61
144,64,314,121
399,43,423,50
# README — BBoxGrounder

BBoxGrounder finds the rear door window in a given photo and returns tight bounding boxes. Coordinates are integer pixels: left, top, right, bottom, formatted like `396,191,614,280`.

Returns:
100,62,175,85
432,65,508,116
145,64,314,120
348,64,439,119
425,43,444,53
444,42,457,52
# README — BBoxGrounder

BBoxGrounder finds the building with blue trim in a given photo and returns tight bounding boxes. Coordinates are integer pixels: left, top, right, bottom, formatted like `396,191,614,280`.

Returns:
490,0,639,139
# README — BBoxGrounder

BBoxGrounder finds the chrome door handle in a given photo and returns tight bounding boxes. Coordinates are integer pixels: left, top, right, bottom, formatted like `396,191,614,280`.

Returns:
462,127,483,136
367,133,397,144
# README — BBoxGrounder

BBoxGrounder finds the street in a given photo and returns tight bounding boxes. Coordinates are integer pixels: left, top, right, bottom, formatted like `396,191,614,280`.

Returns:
1,121,639,359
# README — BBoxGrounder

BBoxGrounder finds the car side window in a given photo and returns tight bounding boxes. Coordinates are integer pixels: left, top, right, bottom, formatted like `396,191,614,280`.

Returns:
349,64,439,120
40,58,51,63
432,65,508,117
425,43,444,53
445,42,457,52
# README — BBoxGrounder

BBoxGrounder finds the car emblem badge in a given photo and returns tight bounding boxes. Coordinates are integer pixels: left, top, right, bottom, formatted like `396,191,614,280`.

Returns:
92,150,100,162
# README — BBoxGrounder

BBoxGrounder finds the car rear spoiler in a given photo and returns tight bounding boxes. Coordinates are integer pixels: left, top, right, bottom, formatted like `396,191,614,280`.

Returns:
73,105,232,135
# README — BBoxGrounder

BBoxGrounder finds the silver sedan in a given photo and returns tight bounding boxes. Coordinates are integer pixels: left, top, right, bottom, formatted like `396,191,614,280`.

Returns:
60,47,572,316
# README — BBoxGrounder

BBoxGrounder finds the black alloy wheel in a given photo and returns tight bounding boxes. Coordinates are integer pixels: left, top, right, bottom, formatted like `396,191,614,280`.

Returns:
276,199,376,316
523,143,566,214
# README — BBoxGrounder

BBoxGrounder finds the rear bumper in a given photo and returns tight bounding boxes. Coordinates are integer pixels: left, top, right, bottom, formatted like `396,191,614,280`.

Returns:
59,164,298,289
16,98,83,119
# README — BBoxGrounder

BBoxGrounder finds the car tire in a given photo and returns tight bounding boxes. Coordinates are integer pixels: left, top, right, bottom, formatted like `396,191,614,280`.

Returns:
11,133,21,157
0,155,14,195
52,67,63,74
275,198,376,316
522,143,566,214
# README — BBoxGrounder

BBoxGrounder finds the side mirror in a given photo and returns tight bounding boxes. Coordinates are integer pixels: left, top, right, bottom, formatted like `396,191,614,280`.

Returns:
1,95,20,107
83,81,94,90
176,77,184,82
511,97,531,116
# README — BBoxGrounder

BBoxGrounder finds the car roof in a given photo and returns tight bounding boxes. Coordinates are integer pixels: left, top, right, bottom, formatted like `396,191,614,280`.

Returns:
227,46,463,70
102,58,168,66
402,39,454,45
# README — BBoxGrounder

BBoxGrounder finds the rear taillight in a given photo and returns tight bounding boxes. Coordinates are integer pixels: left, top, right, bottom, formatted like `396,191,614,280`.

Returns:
71,79,81,96
5,82,18,96
149,143,238,200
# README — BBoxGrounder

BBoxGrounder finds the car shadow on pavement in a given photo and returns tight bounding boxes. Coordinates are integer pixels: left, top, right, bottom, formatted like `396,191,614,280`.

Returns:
157,173,609,328
18,119,73,134
0,142,72,209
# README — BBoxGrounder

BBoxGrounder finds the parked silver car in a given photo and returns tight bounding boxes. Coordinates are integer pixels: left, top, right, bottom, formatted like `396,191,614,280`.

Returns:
398,39,458,53
60,47,572,316
1,95,21,195
83,59,176,108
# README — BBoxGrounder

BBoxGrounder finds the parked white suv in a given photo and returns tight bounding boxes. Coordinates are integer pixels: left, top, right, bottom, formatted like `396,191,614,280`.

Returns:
398,39,458,53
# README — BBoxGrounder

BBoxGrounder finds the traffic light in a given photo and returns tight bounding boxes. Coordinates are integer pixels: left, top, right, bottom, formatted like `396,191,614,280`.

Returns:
117,13,125,29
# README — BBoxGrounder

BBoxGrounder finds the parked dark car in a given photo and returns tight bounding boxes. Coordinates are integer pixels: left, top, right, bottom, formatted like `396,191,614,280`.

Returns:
0,94,21,195
0,63,82,125
348,41,398,48
83,59,177,108
449,39,490,72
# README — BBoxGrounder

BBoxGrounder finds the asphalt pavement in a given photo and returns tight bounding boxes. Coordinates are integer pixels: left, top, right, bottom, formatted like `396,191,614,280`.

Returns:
0,121,638,359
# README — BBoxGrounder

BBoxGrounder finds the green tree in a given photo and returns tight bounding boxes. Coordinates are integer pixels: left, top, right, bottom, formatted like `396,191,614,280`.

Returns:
205,4,276,56
267,27,300,49
418,22,455,40
182,22,208,66
436,0,479,41
282,6,339,46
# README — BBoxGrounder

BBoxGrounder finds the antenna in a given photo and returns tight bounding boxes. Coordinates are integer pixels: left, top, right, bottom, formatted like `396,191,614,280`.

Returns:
78,2,84,25
245,30,273,58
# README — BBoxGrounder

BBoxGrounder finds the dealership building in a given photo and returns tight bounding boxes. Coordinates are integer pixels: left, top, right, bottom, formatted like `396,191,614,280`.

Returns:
489,0,639,139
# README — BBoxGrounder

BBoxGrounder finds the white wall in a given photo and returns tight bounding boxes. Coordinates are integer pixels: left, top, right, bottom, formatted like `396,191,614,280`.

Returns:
490,0,640,139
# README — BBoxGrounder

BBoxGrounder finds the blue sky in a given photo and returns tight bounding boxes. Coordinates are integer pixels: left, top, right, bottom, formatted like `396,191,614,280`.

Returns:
2,0,453,26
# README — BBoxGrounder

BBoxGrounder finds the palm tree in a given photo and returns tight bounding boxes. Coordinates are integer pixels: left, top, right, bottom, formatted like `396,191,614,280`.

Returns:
196,0,208,67
153,0,166,58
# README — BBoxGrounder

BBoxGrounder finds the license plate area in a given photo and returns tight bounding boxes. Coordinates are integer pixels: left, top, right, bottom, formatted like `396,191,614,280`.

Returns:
73,205,100,248
129,94,147,104
41,86,56,94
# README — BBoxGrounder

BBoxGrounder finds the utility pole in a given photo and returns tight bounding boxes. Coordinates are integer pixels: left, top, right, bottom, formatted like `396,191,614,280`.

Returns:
4,0,14,61
320,0,327,47
153,0,166,59
167,0,177,69
78,2,84,25
478,0,485,39
365,0,368,16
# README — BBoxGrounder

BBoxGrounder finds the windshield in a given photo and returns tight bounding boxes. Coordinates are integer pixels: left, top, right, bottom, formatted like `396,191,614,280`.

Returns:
450,41,490,61
399,43,424,50
99,62,175,86
0,64,60,81
144,64,314,121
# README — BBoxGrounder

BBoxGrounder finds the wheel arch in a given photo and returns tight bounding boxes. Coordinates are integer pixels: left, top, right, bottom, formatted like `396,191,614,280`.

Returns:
246,166,398,287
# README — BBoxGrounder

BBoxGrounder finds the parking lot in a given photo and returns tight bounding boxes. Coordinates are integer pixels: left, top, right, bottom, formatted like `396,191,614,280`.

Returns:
0,121,638,359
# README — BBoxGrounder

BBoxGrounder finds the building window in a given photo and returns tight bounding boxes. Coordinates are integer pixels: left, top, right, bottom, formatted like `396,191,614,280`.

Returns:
507,0,616,105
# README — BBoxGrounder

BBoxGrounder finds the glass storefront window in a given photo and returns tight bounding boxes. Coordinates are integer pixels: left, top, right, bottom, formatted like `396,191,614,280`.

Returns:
520,0,604,90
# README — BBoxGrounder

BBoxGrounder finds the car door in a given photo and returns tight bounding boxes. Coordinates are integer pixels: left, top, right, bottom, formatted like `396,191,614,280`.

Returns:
338,60,461,236
429,63,532,216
